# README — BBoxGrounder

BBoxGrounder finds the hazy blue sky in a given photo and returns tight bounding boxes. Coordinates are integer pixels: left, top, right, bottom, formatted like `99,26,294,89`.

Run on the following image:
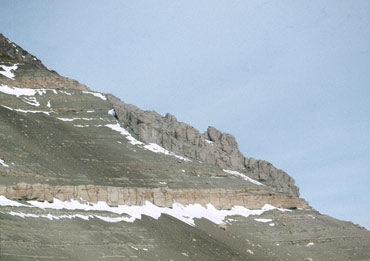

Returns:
1,0,369,229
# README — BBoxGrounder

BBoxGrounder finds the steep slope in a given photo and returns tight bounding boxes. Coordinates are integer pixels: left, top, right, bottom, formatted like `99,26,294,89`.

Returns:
108,94,299,196
1,34,369,260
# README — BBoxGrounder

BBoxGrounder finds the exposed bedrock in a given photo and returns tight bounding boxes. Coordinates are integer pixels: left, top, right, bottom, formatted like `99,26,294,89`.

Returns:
0,183,309,210
107,94,299,196
0,33,45,69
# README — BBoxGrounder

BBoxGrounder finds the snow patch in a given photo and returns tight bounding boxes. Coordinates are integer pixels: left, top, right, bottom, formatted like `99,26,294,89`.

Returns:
1,196,292,226
0,196,27,207
0,159,9,168
73,125,89,128
223,169,264,186
59,90,72,96
9,211,93,221
57,117,94,122
205,139,213,144
144,143,191,161
0,84,38,96
24,198,289,226
47,100,51,108
0,64,18,80
254,218,273,223
0,85,58,98
108,109,116,116
22,97,40,107
105,123,144,146
106,123,191,161
305,242,314,247
1,105,52,115
82,91,107,100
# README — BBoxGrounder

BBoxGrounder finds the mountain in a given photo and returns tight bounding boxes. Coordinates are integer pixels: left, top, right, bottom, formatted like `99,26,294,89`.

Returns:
1,34,369,260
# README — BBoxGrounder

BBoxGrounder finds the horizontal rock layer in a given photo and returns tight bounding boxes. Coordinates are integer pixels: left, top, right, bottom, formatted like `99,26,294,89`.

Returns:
107,94,299,196
0,183,309,210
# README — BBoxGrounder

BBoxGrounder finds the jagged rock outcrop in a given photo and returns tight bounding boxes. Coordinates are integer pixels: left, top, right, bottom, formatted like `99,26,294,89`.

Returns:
0,183,309,210
0,34,89,91
107,94,299,196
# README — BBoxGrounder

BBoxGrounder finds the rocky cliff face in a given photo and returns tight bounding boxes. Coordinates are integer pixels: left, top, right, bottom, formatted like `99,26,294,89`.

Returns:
2,35,369,261
0,33,45,69
108,94,299,196
1,183,309,210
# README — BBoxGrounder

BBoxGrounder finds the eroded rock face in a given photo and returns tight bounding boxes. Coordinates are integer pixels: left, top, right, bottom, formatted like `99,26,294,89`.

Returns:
107,94,299,196
0,33,45,69
0,183,309,210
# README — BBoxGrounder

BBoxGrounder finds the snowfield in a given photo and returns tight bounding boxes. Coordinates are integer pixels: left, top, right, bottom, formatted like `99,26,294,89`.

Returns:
0,196,291,226
0,64,18,80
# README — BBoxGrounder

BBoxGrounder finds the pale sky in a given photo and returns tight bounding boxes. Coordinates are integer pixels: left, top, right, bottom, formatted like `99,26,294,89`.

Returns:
1,0,369,229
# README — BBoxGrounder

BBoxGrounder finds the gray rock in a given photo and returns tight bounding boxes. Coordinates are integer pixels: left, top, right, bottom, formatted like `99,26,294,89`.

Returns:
107,94,300,196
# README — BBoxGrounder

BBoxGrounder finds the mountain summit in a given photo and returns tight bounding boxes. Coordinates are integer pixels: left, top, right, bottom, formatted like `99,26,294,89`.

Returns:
1,34,369,260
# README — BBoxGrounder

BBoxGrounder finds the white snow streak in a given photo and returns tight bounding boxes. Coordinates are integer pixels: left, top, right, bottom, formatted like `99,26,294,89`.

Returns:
0,196,27,207
223,169,264,186
0,85,40,97
144,143,190,161
105,123,144,146
105,123,191,161
1,105,52,115
2,197,289,226
254,218,273,223
82,91,107,100
0,64,18,80
0,159,9,168
0,196,292,226
59,90,72,96
22,97,40,107
57,117,94,122
108,109,115,116
73,125,89,128
0,85,64,98
305,242,315,247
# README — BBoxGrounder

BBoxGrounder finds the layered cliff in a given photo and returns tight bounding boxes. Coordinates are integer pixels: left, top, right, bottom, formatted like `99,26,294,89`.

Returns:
1,183,308,210
108,94,299,196
1,34,369,261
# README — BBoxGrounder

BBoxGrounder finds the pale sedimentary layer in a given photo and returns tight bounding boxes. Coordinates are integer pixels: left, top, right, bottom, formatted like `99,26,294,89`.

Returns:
0,183,309,210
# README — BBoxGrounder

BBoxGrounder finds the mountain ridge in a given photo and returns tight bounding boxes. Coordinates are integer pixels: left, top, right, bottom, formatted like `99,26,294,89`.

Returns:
1,34,370,260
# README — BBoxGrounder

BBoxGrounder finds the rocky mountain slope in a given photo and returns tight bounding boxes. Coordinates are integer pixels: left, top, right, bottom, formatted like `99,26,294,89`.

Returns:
1,34,369,260
107,95,299,196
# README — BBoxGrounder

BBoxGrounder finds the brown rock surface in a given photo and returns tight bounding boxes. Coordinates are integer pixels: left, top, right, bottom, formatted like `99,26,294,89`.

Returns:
0,183,309,210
